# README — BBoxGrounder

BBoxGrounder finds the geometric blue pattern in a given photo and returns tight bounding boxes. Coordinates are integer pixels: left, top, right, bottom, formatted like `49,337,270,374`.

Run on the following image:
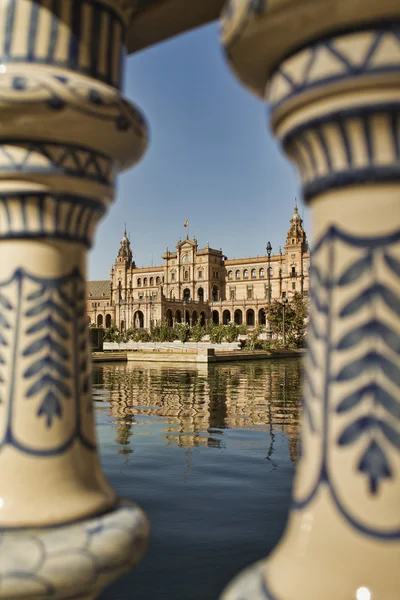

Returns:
0,192,105,248
0,141,114,186
0,0,125,88
282,103,400,201
0,74,147,134
297,225,400,540
0,267,94,456
271,25,400,109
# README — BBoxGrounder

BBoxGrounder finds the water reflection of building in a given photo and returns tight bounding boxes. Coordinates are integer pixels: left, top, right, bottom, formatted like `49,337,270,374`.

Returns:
92,361,302,461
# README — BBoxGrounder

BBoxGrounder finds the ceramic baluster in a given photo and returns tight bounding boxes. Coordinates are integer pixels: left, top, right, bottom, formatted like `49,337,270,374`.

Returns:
220,1,400,598
0,0,149,598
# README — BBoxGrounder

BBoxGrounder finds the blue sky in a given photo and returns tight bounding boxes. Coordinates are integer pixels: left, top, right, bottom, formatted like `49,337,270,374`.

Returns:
88,22,308,280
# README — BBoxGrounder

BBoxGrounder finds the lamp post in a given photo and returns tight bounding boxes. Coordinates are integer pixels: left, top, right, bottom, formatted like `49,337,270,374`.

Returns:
266,241,272,339
282,297,288,347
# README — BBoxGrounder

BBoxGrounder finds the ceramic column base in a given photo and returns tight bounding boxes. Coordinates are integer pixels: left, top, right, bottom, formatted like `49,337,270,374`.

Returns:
0,499,149,600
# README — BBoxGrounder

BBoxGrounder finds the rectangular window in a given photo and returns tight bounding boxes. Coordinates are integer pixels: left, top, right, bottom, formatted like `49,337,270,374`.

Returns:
282,292,286,298
292,282,296,290
291,267,296,276
171,273,175,280
247,286,253,300
229,288,235,300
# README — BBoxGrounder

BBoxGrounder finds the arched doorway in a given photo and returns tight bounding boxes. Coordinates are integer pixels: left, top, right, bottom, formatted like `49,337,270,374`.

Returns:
200,311,206,326
212,286,219,302
223,309,231,325
97,314,103,327
192,311,198,325
166,309,173,327
234,309,242,325
197,287,204,303
183,288,191,301
246,309,255,326
212,310,219,324
133,310,144,329
175,309,182,323
258,308,266,325
105,314,112,328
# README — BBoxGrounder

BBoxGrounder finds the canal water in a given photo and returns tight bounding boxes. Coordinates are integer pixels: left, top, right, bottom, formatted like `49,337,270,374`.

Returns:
94,359,302,600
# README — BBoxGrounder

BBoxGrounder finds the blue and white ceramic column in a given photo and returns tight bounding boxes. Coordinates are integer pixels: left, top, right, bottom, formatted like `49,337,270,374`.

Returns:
0,0,149,598
221,1,400,599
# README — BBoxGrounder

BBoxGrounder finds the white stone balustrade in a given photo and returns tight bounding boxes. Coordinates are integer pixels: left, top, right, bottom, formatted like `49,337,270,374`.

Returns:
0,1,149,598
220,1,400,599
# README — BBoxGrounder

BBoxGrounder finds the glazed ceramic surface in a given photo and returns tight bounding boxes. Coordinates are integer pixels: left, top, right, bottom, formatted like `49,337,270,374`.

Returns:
221,1,400,599
0,0,149,597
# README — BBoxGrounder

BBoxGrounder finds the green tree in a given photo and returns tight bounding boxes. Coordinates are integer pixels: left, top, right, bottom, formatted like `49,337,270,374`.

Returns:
266,293,308,348
175,323,191,343
103,322,120,342
207,323,225,344
190,321,206,342
224,323,239,342
151,322,176,342
244,325,264,350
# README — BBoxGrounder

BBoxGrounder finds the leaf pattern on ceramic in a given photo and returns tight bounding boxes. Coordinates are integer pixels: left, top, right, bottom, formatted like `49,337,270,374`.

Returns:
0,291,12,403
0,267,94,456
23,282,72,428
334,247,400,494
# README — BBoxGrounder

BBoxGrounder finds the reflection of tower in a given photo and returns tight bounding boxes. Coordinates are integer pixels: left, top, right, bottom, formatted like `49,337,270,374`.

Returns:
116,414,135,455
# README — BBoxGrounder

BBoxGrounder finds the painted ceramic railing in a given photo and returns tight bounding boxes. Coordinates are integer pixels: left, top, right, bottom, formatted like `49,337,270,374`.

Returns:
0,0,149,598
220,1,400,599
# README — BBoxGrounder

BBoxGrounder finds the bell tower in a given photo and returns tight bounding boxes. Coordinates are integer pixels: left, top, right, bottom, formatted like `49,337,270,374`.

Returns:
285,202,307,250
284,203,308,297
116,225,133,266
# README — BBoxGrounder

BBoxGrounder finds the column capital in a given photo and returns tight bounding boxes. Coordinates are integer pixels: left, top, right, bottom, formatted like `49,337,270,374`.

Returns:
221,0,400,97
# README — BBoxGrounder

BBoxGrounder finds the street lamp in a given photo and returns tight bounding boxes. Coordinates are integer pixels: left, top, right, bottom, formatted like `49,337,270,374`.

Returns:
282,297,288,346
266,241,272,339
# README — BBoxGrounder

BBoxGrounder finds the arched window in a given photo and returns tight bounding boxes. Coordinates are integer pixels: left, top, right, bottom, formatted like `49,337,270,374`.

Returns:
259,268,265,278
234,309,243,325
184,270,189,281
198,287,204,303
170,289,174,299
150,277,154,286
228,270,233,280
97,314,103,327
243,269,249,279
156,276,161,285
223,310,231,325
235,270,240,279
143,278,148,286
137,278,142,287
212,286,219,302
183,288,191,301
165,309,173,327
105,314,112,328
246,309,255,326
268,267,273,277
251,269,256,278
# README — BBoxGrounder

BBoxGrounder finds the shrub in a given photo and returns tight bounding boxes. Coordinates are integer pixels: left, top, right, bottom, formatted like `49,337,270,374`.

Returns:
244,325,264,350
175,323,191,343
191,321,206,342
207,324,225,344
224,323,239,342
151,322,176,342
